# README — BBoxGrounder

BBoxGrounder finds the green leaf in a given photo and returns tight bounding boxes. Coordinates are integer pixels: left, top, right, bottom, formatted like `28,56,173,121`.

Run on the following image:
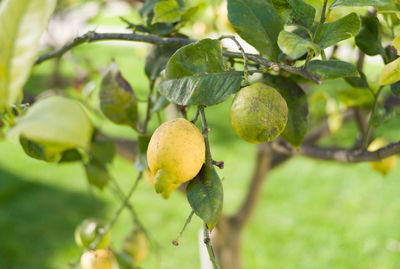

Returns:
100,62,138,129
0,0,57,112
91,139,115,165
85,159,110,190
159,72,243,106
271,0,316,29
337,88,374,108
227,0,283,60
59,149,82,163
145,44,182,80
165,39,225,79
330,0,391,8
10,96,93,151
308,60,359,80
314,12,361,49
186,165,223,230
153,0,181,23
355,16,384,56
278,30,320,59
344,71,370,89
379,58,400,85
263,74,308,147
181,6,200,23
114,252,135,269
140,0,161,18
19,135,60,162
134,135,151,171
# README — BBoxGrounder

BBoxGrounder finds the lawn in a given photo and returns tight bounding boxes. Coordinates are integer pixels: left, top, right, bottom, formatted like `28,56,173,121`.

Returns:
1,40,400,269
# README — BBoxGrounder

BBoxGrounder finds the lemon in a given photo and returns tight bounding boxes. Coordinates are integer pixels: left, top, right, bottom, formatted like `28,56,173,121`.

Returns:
147,118,205,198
368,138,397,176
74,218,111,249
122,228,149,263
230,83,288,144
80,249,114,269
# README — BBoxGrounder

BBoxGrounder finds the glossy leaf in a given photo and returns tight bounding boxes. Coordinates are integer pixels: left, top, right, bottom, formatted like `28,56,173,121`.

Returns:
0,0,57,112
153,0,181,23
159,72,243,106
151,94,170,112
10,96,93,151
85,159,110,190
186,165,223,230
355,16,384,56
344,71,370,89
278,30,320,59
308,60,359,80
227,0,283,60
379,58,400,85
165,39,225,79
263,74,308,147
145,44,181,80
271,0,316,29
314,12,361,49
330,0,391,8
134,135,151,171
99,62,138,129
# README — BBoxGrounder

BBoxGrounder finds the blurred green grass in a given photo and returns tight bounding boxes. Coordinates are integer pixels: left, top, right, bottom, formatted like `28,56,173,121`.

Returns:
2,42,400,269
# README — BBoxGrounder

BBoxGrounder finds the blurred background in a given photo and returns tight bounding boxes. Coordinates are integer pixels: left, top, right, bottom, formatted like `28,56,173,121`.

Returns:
2,0,400,268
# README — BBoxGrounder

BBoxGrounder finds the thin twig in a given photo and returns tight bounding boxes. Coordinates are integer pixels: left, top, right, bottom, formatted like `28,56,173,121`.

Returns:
35,31,322,83
362,86,383,149
89,171,143,249
172,210,195,246
219,35,249,84
199,106,212,167
203,224,220,269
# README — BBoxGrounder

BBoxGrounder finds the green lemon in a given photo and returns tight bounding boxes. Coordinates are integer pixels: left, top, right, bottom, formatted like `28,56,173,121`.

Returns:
74,218,111,249
230,83,288,144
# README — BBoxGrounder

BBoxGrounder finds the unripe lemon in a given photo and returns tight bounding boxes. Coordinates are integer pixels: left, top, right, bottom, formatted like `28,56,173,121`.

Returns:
74,218,111,249
80,249,114,269
230,83,288,144
147,118,205,198
368,138,397,175
122,228,149,263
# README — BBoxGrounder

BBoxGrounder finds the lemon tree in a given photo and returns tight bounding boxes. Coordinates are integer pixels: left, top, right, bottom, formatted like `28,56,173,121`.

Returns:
2,0,400,269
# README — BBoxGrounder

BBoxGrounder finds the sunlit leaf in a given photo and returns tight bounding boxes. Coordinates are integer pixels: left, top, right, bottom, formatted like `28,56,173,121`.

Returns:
330,0,391,8
379,58,400,85
0,0,57,112
272,0,316,29
278,30,320,59
153,0,181,23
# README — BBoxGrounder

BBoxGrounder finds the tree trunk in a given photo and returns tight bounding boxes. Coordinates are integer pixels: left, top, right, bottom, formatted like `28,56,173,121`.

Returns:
211,217,242,269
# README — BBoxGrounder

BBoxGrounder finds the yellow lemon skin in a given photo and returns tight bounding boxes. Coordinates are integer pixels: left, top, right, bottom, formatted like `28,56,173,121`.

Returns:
80,249,114,269
368,138,397,176
122,228,149,263
230,83,288,144
147,118,205,198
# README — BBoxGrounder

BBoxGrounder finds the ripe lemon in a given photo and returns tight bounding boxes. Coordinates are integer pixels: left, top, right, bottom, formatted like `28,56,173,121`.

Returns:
368,138,397,175
147,118,205,198
122,228,149,263
80,249,114,269
74,218,111,249
230,83,288,144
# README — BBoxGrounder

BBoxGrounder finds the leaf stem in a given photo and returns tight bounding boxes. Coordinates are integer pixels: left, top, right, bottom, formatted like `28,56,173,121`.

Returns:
199,106,212,167
362,86,383,149
203,224,220,269
172,210,195,246
219,35,249,84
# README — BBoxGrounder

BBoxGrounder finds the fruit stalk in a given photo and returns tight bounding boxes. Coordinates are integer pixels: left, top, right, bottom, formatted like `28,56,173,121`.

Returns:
199,106,212,167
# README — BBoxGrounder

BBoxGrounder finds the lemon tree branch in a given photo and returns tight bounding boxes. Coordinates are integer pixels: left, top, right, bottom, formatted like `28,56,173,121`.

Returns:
35,31,321,83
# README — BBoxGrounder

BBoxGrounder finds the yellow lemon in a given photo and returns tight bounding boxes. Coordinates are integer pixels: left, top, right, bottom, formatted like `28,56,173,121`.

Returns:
147,118,205,198
80,249,114,269
368,138,397,176
122,228,149,263
230,83,288,144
